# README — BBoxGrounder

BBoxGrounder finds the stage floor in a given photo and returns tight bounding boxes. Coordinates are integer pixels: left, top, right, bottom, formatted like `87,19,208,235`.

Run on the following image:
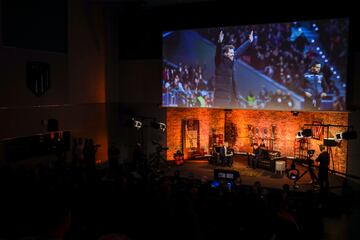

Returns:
164,156,347,194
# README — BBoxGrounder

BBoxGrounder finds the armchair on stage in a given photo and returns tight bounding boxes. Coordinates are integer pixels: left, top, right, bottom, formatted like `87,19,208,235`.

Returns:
247,144,281,171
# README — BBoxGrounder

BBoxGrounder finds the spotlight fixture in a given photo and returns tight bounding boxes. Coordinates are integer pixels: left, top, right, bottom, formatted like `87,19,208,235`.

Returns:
296,131,303,139
151,121,166,132
302,129,312,137
132,118,142,130
341,130,357,140
334,130,357,140
335,132,343,141
159,123,166,132
296,129,312,139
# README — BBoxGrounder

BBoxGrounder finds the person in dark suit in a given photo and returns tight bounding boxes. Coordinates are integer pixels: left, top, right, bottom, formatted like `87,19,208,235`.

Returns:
214,30,254,107
303,61,327,110
219,141,233,166
316,145,330,192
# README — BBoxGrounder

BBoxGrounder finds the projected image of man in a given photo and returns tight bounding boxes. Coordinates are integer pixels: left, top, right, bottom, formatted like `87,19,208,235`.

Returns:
303,61,327,110
214,30,254,107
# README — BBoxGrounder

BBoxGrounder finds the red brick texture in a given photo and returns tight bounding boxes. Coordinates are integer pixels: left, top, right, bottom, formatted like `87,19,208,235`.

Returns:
166,108,349,173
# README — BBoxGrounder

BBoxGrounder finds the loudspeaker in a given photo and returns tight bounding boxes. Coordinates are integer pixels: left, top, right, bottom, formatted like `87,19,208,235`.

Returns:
47,118,58,132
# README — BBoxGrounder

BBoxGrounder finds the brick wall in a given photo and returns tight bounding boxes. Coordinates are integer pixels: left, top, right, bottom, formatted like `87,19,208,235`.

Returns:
166,108,349,173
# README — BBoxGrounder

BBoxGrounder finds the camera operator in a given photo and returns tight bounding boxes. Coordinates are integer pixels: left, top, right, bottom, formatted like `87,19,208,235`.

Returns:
306,150,318,185
316,145,330,193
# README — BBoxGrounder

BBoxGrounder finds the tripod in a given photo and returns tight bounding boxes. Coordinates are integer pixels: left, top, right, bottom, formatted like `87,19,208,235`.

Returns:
294,151,319,189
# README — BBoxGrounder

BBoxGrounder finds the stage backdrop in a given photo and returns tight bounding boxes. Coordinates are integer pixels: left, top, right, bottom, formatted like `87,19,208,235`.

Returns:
166,108,349,174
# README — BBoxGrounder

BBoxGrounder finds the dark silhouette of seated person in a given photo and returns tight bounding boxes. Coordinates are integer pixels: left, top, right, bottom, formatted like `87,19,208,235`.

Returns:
211,145,222,165
249,141,267,169
219,142,234,166
249,143,259,169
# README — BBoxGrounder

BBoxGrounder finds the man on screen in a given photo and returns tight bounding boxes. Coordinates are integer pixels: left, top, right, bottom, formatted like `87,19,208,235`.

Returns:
303,61,327,110
214,30,254,107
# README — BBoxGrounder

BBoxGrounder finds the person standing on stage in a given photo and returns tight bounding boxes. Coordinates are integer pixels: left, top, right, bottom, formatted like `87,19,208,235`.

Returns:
316,145,330,192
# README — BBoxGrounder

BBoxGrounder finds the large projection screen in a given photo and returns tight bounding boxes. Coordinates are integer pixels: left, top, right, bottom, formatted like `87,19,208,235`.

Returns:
162,18,349,111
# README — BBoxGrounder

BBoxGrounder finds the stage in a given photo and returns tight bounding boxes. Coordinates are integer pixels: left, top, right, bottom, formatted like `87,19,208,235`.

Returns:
164,155,347,194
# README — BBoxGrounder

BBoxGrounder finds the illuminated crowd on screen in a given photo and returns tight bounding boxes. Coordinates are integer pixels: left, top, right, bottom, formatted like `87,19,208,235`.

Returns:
163,20,347,110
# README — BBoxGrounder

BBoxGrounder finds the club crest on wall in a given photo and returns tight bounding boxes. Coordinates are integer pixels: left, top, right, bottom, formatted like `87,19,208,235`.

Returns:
26,61,50,97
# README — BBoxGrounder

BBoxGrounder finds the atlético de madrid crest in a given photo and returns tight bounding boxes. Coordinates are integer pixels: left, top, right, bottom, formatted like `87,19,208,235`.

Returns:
26,61,50,97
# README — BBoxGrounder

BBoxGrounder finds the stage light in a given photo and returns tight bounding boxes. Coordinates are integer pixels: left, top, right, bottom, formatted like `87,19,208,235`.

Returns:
341,130,357,140
132,118,142,130
333,131,357,141
325,59,328,63
337,76,340,79
335,132,343,141
322,55,325,59
312,23,317,27
296,131,303,139
319,51,323,54
311,39,315,43
302,129,312,137
316,47,320,51
159,123,166,132
151,121,166,132
330,67,334,71
315,27,319,31
333,71,337,74
298,28,302,31
296,129,312,138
